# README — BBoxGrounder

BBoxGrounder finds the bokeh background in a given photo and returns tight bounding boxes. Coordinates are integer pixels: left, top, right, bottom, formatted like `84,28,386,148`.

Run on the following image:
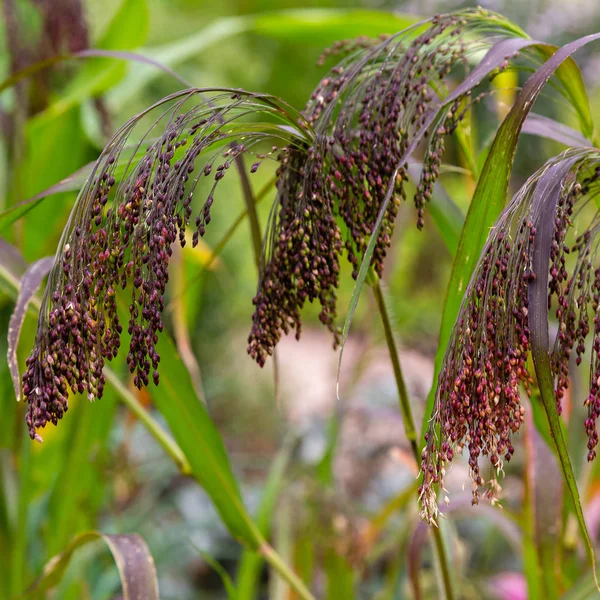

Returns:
3,0,600,598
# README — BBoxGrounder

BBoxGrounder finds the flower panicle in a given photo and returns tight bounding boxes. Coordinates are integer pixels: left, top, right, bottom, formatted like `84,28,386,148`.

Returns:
248,9,520,366
419,150,600,524
22,88,306,440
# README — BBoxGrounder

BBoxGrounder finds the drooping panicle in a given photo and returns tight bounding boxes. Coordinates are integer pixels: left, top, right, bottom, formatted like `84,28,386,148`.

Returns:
419,149,600,524
22,88,308,439
248,9,524,366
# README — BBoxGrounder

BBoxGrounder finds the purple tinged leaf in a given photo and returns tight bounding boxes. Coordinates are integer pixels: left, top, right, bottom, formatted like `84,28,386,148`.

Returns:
523,405,563,594
423,31,600,453
527,155,599,586
523,113,591,148
0,164,93,231
0,48,191,96
7,256,54,404
0,238,27,281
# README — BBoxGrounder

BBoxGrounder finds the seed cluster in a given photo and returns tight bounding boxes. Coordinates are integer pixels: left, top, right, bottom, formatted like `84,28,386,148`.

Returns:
22,89,307,439
419,151,600,524
547,166,600,460
248,13,487,366
23,9,527,439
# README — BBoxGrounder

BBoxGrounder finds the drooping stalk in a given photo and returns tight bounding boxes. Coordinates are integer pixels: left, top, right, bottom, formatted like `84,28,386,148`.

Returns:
371,276,455,600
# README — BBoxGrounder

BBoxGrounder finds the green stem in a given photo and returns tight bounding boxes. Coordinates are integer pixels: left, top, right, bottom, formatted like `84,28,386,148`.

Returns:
103,370,191,475
234,155,314,598
371,277,419,458
235,155,263,270
371,276,455,600
260,541,316,600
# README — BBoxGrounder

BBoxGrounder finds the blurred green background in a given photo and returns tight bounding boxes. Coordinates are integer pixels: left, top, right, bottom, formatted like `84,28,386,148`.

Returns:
2,0,600,598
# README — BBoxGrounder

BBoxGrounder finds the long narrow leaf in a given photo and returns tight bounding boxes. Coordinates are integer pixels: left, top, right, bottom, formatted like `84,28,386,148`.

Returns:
108,9,422,108
523,113,592,148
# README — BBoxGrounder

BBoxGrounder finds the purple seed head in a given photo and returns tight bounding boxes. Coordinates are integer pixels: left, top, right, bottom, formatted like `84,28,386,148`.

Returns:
419,150,600,524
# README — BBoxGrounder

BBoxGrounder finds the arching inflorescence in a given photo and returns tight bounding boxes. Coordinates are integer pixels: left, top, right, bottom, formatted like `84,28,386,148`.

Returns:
419,149,600,524
22,89,309,440
22,9,530,439
247,9,528,366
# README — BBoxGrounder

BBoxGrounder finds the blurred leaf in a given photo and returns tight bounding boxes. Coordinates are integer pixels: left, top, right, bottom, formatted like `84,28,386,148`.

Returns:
45,386,118,557
22,531,158,599
198,550,238,600
0,239,27,284
562,572,599,599
367,481,419,543
146,333,261,548
7,256,53,403
30,0,150,126
0,166,89,231
0,49,189,98
325,551,354,600
183,231,221,270
0,143,152,231
237,435,295,600
315,414,340,486
251,9,422,43
524,404,563,599
108,9,422,108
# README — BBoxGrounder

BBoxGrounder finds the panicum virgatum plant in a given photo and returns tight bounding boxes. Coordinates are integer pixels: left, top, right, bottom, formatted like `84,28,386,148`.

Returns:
14,4,600,597
419,149,600,523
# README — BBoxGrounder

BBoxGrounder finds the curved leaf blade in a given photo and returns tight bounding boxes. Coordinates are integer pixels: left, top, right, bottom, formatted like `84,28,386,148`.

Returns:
7,256,54,404
108,9,421,108
22,531,158,599
528,158,598,589
523,113,592,148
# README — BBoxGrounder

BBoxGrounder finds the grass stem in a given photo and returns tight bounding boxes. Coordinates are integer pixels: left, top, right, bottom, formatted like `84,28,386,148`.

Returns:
371,277,455,600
